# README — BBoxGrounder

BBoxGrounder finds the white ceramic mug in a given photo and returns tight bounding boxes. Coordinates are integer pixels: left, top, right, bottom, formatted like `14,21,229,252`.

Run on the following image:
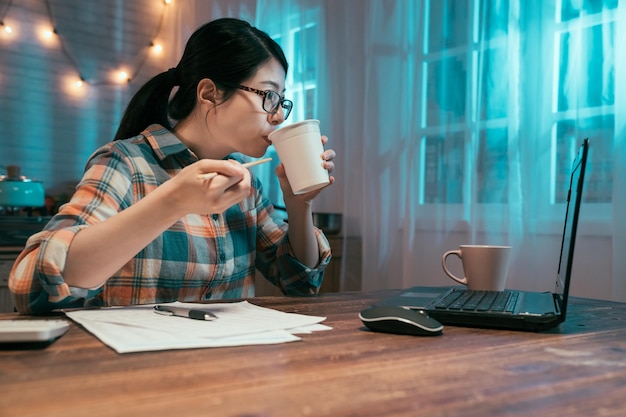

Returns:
442,245,512,291
268,119,330,194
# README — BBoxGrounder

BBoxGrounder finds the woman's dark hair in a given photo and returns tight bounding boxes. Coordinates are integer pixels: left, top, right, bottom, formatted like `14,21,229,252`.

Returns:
114,18,289,140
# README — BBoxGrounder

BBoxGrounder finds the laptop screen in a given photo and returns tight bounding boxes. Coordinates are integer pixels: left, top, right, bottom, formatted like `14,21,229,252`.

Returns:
554,139,589,317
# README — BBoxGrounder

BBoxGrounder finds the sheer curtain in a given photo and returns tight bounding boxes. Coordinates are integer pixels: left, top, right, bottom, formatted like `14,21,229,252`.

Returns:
354,0,626,301
182,0,626,301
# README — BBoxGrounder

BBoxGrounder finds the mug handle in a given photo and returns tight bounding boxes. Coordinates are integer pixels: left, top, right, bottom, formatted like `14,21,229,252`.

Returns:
442,250,468,285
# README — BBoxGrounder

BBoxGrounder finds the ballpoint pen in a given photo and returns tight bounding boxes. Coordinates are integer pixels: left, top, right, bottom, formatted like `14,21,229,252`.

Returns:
153,305,218,321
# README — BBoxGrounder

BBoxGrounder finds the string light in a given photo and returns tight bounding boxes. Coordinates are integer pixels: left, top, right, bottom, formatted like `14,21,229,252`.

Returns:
0,20,14,37
151,42,163,54
117,70,131,84
1,0,172,91
36,24,57,46
62,74,87,98
0,0,13,36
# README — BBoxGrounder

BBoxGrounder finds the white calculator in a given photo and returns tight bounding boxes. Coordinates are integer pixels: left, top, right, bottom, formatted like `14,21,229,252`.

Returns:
0,319,70,343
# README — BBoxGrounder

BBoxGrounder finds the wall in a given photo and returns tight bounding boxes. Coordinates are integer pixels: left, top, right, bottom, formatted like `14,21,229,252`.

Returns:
0,0,179,198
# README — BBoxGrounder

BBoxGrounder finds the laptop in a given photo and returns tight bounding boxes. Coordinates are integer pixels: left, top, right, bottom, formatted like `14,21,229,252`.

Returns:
376,138,589,332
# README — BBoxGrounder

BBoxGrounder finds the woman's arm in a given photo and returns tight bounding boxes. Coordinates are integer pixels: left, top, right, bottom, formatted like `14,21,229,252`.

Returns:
277,135,336,268
63,158,253,289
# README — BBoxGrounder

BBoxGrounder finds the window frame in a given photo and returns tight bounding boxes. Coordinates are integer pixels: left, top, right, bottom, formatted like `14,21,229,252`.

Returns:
412,0,613,237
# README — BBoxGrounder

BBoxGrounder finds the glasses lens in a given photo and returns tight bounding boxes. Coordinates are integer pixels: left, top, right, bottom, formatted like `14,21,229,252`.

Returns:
281,100,293,120
263,91,281,113
263,91,292,120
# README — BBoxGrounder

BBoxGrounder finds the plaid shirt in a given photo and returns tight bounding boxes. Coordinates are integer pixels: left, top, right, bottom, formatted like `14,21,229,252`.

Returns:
9,125,331,314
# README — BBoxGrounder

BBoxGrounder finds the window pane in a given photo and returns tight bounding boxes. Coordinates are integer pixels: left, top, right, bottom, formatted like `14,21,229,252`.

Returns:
478,46,508,120
478,0,509,40
555,116,613,203
559,0,618,22
557,22,615,111
422,134,464,204
425,56,467,126
477,128,508,203
294,24,318,80
305,87,316,120
426,0,469,52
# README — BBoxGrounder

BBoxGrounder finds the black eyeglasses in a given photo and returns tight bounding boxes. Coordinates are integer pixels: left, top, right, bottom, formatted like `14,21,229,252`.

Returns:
235,85,293,120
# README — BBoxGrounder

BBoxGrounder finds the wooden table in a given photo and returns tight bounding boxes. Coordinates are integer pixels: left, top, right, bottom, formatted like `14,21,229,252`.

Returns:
2,289,626,417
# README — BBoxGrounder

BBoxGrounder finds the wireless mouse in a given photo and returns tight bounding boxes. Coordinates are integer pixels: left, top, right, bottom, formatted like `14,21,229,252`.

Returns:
359,306,443,336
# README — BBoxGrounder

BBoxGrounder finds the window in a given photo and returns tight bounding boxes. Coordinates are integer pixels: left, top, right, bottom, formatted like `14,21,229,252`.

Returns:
415,0,615,229
420,0,512,206
252,8,321,208
552,0,616,205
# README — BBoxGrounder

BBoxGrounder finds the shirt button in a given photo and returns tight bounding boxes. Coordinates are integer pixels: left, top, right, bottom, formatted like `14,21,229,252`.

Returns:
212,214,219,221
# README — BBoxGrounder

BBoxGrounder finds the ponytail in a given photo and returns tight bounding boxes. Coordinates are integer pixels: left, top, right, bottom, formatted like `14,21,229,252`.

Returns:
113,67,179,141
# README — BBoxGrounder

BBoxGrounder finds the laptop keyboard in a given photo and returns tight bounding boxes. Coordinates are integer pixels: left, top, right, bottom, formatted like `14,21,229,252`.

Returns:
433,290,519,313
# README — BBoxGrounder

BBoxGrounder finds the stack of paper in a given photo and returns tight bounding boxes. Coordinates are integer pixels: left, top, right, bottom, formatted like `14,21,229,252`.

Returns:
65,301,331,353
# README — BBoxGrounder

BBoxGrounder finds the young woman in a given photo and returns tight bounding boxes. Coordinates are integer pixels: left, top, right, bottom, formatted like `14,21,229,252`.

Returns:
9,18,335,314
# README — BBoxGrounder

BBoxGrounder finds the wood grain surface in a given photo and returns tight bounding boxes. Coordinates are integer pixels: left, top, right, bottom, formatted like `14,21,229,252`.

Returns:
1,290,626,417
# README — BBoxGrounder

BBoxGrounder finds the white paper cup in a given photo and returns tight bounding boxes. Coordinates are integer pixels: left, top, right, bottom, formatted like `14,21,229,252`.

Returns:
268,119,330,194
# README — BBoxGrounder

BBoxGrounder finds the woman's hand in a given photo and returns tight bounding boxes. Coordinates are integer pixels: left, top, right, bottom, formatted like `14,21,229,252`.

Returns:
276,135,336,206
164,159,252,216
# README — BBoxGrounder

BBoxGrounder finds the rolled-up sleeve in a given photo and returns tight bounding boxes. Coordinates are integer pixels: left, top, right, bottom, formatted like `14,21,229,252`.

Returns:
275,229,332,295
9,144,133,314
9,226,99,313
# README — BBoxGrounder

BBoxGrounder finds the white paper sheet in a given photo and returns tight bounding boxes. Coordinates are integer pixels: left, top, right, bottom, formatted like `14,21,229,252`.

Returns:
65,301,331,353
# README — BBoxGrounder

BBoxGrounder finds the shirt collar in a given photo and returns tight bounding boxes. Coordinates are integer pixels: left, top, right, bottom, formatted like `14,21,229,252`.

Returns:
138,124,243,164
140,124,195,161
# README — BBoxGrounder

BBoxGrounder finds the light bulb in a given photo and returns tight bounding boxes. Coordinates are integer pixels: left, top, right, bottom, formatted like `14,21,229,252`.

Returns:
117,70,130,83
63,75,88,98
37,25,58,46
